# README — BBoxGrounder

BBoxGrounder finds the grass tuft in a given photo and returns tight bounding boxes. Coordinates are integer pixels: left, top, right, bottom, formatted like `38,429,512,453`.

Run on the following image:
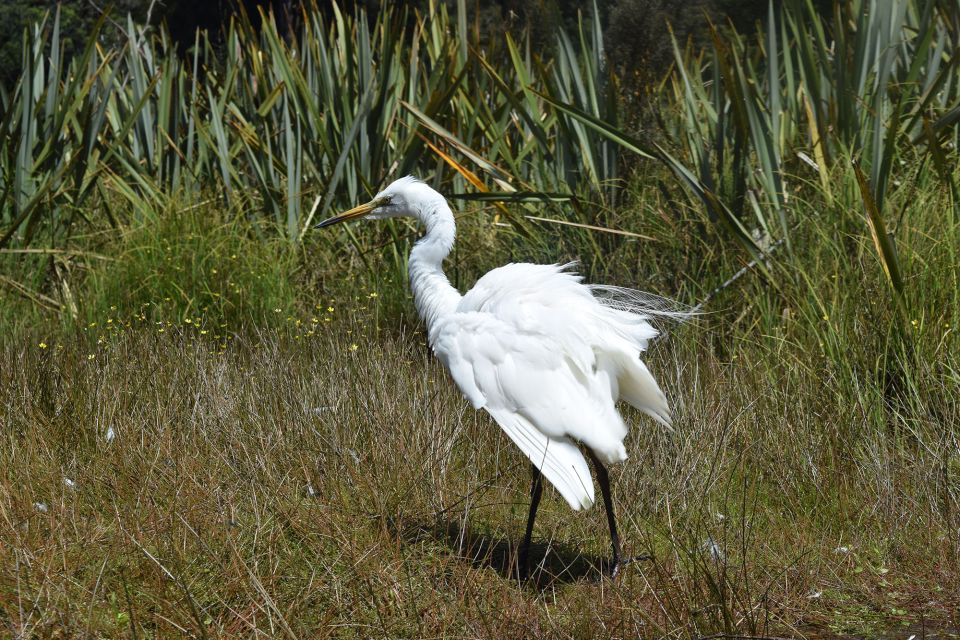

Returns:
78,200,298,331
2,308,958,636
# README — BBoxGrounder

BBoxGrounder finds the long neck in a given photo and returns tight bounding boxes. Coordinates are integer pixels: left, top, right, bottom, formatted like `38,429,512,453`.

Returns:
408,198,461,338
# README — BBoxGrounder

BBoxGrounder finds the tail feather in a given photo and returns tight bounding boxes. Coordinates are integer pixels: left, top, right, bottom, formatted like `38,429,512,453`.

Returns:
619,356,672,427
487,407,595,510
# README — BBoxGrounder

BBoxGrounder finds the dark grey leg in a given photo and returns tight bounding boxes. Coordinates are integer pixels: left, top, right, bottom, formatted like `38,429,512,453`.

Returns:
587,451,654,578
585,450,625,577
517,464,543,580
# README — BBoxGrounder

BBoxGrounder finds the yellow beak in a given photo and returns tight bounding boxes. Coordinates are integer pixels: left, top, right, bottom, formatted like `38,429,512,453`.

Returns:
315,200,378,228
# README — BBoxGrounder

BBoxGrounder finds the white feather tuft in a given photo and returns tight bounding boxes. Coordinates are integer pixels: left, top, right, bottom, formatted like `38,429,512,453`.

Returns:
589,284,696,323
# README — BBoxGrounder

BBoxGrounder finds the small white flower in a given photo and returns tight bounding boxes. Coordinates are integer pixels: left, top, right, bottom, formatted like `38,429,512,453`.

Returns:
63,477,76,489
703,537,725,562
34,502,48,513
834,545,850,554
105,426,116,443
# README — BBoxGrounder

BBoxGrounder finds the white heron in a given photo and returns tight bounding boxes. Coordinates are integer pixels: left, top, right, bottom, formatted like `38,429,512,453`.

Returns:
318,176,674,579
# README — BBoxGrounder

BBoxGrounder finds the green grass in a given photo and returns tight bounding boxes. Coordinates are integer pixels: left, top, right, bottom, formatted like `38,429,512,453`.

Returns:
2,167,959,636
77,201,300,330
2,0,959,634
2,313,957,637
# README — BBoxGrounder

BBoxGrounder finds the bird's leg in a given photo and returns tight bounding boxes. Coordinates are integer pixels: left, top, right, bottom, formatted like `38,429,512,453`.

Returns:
586,450,649,579
586,451,622,577
517,464,543,580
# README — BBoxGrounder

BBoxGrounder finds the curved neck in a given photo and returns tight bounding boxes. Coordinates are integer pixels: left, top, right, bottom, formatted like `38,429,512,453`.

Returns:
408,199,461,337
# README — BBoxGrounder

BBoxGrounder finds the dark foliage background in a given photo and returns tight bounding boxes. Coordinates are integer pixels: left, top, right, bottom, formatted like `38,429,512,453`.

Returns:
0,0,784,89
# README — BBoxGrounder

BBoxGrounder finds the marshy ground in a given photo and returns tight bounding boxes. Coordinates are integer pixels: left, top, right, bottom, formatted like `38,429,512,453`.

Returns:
3,0,960,636
3,307,957,637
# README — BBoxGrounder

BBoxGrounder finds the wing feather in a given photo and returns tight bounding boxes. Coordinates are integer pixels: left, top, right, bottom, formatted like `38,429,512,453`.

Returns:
487,408,594,510
432,262,672,511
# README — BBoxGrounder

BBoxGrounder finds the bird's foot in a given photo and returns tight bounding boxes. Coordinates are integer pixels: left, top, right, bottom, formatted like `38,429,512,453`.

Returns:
609,553,653,579
517,565,530,582
517,552,532,581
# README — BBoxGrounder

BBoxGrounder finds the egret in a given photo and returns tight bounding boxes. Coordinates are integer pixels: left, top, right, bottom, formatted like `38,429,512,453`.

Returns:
318,176,674,579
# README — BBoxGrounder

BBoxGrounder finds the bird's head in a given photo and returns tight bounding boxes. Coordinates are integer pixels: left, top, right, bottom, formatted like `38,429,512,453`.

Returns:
316,176,444,228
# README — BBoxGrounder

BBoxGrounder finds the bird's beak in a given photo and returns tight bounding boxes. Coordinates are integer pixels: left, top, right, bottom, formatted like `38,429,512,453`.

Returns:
315,200,378,229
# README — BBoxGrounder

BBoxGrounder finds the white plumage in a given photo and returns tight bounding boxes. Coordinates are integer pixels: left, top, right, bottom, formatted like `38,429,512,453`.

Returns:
433,262,670,510
318,175,674,577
